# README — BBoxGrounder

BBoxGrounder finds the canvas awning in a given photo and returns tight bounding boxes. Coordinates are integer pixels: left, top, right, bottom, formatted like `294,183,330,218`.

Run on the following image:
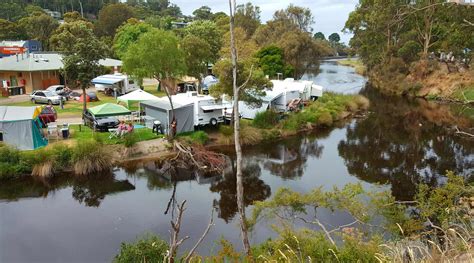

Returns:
117,89,160,107
88,103,131,117
0,106,41,122
91,77,123,85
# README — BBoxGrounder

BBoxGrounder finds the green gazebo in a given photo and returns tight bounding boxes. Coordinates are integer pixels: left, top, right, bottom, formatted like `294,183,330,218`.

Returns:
88,103,131,117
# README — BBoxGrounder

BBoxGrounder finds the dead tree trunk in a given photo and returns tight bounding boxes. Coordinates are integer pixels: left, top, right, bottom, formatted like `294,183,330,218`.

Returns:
229,0,252,257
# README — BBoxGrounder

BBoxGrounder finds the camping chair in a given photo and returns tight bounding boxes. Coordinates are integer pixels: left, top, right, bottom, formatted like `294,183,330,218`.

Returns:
108,128,119,139
47,123,59,139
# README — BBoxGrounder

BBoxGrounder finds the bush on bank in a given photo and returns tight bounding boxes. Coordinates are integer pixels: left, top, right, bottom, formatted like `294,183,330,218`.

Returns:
115,171,472,262
0,139,114,179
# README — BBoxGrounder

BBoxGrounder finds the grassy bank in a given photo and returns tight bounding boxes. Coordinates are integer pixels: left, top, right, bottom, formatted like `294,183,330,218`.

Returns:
337,58,367,75
369,59,474,104
213,92,369,146
2,85,167,118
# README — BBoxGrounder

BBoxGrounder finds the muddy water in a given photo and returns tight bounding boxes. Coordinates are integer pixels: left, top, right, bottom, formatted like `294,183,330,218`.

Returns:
1,61,472,262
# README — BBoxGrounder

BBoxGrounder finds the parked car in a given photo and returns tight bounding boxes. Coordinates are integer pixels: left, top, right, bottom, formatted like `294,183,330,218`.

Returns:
38,105,57,127
30,90,65,105
46,85,65,95
177,82,197,93
83,110,119,132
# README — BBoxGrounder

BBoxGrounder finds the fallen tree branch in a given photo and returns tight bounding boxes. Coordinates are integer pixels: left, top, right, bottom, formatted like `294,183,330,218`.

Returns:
184,207,215,262
454,126,474,138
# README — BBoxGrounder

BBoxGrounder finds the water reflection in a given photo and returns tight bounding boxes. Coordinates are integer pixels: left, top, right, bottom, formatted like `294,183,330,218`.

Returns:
210,158,271,222
338,87,474,200
0,173,135,207
248,135,327,179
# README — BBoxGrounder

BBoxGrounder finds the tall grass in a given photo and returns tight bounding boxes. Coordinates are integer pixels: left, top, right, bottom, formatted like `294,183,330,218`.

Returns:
73,140,114,175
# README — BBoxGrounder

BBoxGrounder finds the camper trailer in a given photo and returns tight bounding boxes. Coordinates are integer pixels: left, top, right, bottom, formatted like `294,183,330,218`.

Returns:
239,88,287,119
271,79,323,101
173,92,226,126
91,73,139,95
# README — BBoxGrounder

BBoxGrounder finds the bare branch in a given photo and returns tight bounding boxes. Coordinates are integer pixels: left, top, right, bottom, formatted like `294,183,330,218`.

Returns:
463,19,474,27
454,126,474,138
169,200,187,263
237,65,255,92
296,216,336,246
184,208,215,262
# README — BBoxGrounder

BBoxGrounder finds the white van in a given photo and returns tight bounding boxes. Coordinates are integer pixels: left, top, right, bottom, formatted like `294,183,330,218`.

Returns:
91,73,139,95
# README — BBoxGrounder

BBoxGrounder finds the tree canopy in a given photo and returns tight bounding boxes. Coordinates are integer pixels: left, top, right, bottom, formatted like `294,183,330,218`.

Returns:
96,3,135,37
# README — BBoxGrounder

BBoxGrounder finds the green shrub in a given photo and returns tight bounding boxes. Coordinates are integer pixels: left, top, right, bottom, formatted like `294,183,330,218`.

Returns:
114,235,169,263
0,144,32,179
50,144,73,169
219,125,234,137
317,111,333,126
123,133,139,148
253,110,280,129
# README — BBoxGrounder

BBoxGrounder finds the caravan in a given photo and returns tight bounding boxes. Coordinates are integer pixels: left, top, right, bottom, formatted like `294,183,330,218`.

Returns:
272,78,323,101
91,73,139,95
172,91,226,126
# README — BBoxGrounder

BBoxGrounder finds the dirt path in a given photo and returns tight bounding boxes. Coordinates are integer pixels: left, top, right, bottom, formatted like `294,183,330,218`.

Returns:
0,94,31,104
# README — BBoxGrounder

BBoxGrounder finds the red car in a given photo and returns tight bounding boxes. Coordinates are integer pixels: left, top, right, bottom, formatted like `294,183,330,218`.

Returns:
39,106,57,127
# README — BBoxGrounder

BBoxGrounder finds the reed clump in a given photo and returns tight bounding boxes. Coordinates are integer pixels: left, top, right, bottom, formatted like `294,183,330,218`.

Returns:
73,139,113,175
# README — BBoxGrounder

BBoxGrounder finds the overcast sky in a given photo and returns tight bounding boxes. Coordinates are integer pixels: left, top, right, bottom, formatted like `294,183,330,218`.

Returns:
172,0,359,44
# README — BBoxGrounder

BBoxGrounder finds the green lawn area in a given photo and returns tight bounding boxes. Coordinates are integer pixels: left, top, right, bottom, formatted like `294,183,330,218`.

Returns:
3,85,168,118
63,124,163,145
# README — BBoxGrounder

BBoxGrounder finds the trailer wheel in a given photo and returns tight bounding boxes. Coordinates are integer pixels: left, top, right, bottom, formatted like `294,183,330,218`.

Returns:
210,118,218,126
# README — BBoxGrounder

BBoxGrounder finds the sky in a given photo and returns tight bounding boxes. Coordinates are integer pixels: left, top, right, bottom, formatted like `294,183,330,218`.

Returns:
171,0,359,44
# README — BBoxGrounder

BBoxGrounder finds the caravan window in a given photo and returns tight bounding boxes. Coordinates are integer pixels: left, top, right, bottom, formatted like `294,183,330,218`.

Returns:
203,109,214,113
128,80,134,84
0,131,3,141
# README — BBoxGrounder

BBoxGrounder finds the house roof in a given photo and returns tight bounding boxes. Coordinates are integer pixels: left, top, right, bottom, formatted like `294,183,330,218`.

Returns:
0,52,122,72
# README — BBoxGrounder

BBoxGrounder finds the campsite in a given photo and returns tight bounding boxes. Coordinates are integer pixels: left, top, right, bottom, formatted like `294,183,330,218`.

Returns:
0,1,473,262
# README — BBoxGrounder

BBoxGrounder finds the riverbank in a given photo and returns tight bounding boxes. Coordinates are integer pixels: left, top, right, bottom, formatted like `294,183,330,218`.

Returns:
337,58,367,76
369,59,474,104
0,92,369,180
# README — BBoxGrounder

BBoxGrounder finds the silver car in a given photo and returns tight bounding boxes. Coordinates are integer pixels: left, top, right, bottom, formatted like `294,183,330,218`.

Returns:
30,90,65,105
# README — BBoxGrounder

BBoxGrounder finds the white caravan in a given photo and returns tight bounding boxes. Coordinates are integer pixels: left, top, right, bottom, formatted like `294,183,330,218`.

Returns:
272,78,323,101
91,73,140,95
172,91,226,126
238,88,286,119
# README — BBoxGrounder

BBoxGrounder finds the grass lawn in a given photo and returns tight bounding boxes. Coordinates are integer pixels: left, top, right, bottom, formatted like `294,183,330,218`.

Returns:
61,124,163,145
3,85,168,118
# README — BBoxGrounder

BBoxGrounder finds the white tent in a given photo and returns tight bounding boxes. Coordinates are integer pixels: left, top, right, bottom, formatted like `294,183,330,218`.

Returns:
117,89,160,107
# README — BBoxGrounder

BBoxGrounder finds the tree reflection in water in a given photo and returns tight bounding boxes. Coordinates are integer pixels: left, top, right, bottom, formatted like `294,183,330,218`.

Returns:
255,136,325,179
338,88,474,200
0,173,135,207
210,158,271,222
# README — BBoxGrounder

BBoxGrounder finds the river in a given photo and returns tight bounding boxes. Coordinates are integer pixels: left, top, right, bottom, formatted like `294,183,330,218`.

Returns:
1,60,472,262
